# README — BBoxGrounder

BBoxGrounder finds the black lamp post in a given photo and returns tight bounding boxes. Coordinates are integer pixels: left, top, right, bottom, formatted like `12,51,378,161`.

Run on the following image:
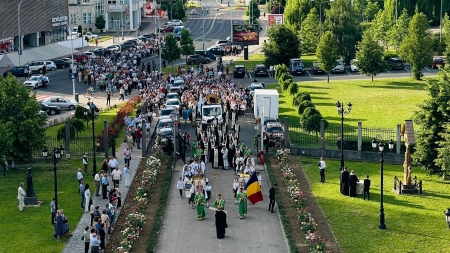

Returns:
371,138,394,230
336,101,352,170
42,146,61,209
84,107,100,177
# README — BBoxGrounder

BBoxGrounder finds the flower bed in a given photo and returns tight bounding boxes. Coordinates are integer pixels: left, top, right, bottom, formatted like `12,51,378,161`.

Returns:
276,149,331,253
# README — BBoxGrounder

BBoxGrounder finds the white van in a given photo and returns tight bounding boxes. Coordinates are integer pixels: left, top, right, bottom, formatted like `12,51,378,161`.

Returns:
71,27,79,36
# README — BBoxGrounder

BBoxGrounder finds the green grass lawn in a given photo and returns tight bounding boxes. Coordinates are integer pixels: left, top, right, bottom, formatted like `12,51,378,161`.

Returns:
231,54,266,70
88,36,113,44
45,104,127,137
1,160,86,253
268,77,428,129
299,157,450,253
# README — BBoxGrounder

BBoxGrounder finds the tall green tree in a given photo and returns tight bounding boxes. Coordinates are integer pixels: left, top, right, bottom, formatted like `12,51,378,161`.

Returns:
363,0,380,21
316,31,338,83
413,65,450,174
355,31,387,81
299,7,320,55
179,29,195,63
300,107,328,140
399,11,433,80
435,123,450,176
95,15,106,33
246,0,260,24
388,9,411,51
262,25,301,66
170,0,186,20
323,0,361,64
370,9,393,49
284,0,313,31
0,75,46,160
442,14,450,59
161,34,181,69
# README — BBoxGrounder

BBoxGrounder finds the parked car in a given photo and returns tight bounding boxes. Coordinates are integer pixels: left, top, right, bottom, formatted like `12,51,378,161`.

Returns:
190,9,198,15
233,65,246,78
142,33,157,38
3,66,29,77
106,44,121,51
60,58,75,65
159,25,175,33
350,59,359,72
84,51,96,58
207,46,225,56
387,57,405,70
195,50,216,61
312,62,325,74
24,75,44,89
167,19,183,26
331,59,345,73
216,40,231,47
264,122,285,146
120,42,135,49
288,58,305,75
40,103,61,115
186,54,211,65
253,64,269,77
43,61,57,71
24,61,45,73
73,54,89,63
92,48,108,56
429,57,445,69
42,96,78,110
52,59,70,69
85,32,99,39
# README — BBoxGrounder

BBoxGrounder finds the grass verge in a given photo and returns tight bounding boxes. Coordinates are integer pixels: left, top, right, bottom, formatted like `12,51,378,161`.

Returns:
146,157,174,253
265,158,298,253
0,160,85,253
267,77,427,128
300,157,450,253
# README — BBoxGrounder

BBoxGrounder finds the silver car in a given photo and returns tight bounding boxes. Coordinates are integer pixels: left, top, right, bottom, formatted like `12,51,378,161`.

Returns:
42,96,78,110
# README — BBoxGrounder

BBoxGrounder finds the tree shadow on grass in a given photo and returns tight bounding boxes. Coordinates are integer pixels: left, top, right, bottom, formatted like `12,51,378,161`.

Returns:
370,192,426,209
279,100,286,104
358,81,426,91
325,116,366,123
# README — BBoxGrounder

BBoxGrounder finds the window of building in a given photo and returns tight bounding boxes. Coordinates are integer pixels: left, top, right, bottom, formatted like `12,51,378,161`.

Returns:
95,0,105,19
83,13,92,23
70,14,77,24
108,1,117,4
119,0,128,4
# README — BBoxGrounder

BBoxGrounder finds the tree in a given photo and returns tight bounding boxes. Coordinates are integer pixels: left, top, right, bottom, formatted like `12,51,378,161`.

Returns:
262,25,301,66
179,29,195,63
370,10,393,49
298,100,315,115
399,11,433,80
161,34,181,69
170,0,185,20
246,0,260,24
293,91,311,106
0,75,46,160
364,0,380,21
77,25,82,37
95,15,106,33
299,8,320,55
275,64,288,79
442,14,450,59
388,9,411,51
355,31,387,81
323,0,361,64
413,65,450,174
316,31,338,83
300,107,328,140
435,123,450,176
284,0,312,31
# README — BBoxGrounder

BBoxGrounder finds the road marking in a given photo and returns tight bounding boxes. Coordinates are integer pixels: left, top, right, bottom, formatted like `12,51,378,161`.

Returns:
404,68,409,72
424,67,431,72
385,69,390,73
306,71,312,76
346,70,351,74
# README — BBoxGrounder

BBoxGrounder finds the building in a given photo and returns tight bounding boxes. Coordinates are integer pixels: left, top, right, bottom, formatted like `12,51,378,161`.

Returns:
68,0,145,34
0,0,69,53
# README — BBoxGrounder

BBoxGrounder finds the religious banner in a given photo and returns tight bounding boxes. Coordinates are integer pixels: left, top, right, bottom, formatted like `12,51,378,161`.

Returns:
268,14,284,26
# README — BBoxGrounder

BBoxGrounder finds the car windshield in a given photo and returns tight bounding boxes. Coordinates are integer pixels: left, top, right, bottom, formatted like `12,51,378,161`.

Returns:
264,119,277,126
267,126,283,133
203,107,222,116
158,121,173,129
167,100,179,105
435,58,444,63
160,131,173,138
168,94,178,99
292,62,303,67
161,109,174,116
251,84,263,90
29,76,40,81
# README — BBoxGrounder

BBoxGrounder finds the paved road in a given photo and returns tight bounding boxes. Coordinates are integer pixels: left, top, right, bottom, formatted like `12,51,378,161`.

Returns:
156,111,288,253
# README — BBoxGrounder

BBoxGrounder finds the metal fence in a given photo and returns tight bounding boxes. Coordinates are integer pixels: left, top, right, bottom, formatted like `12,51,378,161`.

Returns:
289,123,400,152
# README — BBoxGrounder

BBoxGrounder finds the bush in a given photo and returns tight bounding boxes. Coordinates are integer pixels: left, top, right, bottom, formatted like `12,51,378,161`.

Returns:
298,100,315,115
57,124,75,140
289,82,299,95
293,92,311,106
279,73,293,90
282,79,293,91
161,4,168,11
74,105,87,120
275,64,288,80
70,118,85,136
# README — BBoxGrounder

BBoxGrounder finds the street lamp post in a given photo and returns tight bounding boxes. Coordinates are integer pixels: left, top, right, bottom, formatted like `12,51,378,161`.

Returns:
18,0,23,66
371,138,394,230
84,107,100,177
42,147,62,210
80,1,84,53
202,5,205,52
310,0,333,38
336,101,352,170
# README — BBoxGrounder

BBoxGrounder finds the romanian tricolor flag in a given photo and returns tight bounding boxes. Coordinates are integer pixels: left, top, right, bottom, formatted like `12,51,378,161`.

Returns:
244,172,263,204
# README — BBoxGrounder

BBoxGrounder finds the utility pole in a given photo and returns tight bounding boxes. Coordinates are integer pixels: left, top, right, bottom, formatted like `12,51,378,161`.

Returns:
202,5,205,52
80,1,84,53
18,0,22,66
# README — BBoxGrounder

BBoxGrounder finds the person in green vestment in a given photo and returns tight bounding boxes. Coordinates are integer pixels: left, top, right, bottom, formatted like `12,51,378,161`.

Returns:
194,189,206,220
237,188,247,219
214,194,225,210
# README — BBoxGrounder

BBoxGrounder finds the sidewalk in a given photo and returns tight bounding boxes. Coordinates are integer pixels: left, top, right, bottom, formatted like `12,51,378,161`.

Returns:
62,115,156,253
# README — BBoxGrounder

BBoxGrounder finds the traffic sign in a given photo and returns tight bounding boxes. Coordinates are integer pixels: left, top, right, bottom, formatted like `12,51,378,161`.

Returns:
70,73,76,80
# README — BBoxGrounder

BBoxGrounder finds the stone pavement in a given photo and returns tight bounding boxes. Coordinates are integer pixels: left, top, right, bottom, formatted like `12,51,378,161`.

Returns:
156,120,289,252
62,115,156,253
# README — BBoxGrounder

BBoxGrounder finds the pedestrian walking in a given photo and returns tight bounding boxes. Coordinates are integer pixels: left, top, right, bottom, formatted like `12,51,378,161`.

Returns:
123,164,130,187
101,173,109,199
106,91,111,106
50,198,56,225
268,184,277,213
177,177,184,197
364,175,371,200
318,157,326,183
111,167,122,187
94,171,101,196
82,153,89,174
18,182,26,211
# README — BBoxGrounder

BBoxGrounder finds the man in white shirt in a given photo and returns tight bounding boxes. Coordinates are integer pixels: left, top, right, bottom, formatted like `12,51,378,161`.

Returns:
82,153,89,174
319,157,326,183
107,156,119,175
191,160,199,175
94,171,101,196
199,160,206,174
176,177,184,198
77,168,83,185
111,167,122,187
